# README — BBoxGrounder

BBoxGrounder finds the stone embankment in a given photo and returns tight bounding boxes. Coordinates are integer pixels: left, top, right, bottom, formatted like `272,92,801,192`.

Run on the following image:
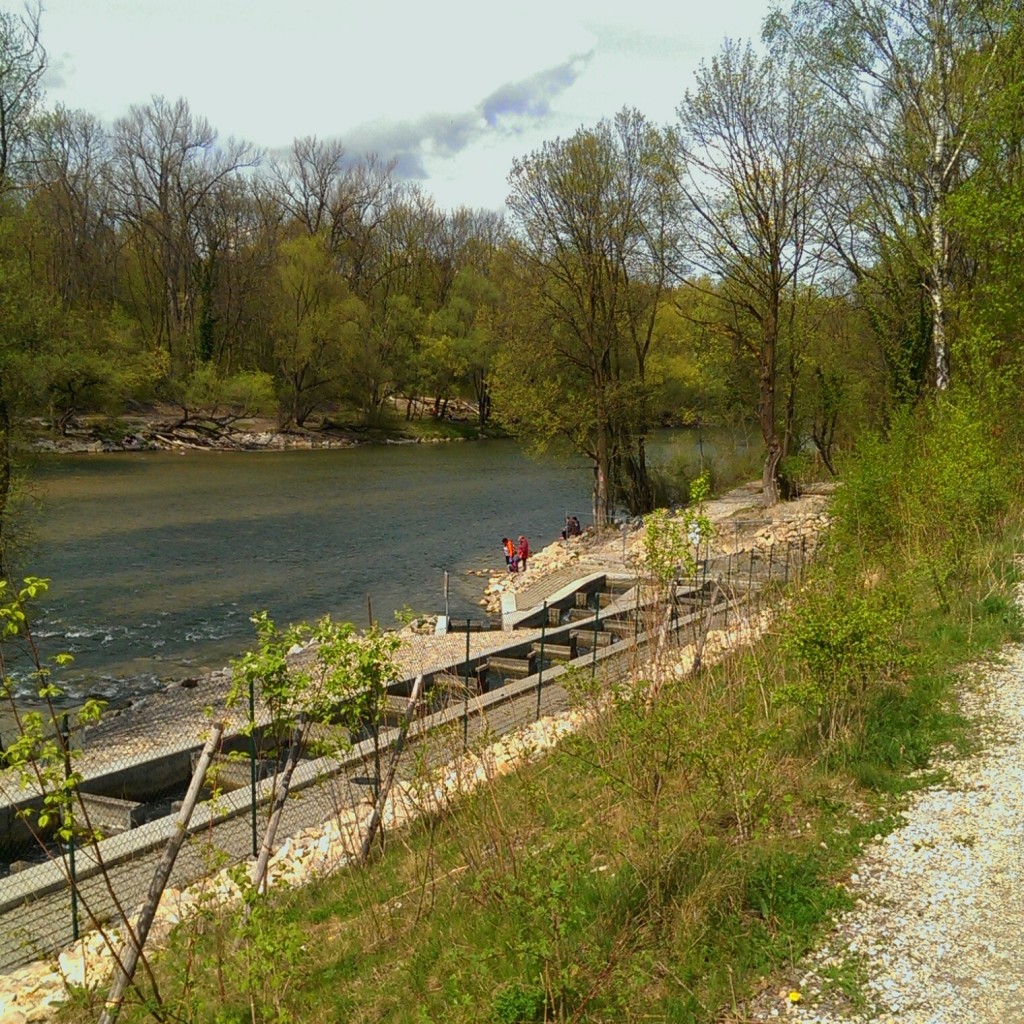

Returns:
0,482,833,1023
479,483,833,616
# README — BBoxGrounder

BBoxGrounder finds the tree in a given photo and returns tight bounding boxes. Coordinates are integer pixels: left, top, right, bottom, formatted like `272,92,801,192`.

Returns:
270,231,362,427
497,109,681,521
38,310,168,433
0,3,46,545
768,0,1015,392
110,96,258,369
674,41,836,503
0,2,44,192
945,7,1024,400
28,106,119,308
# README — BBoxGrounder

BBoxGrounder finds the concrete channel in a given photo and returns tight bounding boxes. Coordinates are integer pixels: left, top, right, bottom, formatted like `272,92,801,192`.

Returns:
0,565,759,971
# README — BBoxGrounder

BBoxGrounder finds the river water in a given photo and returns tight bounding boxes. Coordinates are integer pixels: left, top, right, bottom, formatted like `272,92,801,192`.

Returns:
14,440,591,703
13,430,746,706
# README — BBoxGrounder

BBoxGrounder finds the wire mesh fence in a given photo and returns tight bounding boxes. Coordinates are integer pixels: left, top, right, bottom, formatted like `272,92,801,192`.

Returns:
0,526,820,973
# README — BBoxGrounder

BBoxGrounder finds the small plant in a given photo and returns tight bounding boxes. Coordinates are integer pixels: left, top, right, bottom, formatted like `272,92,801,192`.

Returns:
492,981,547,1023
779,581,908,744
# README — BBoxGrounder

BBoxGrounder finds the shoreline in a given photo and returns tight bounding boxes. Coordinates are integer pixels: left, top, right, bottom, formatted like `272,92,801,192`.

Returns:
21,409,499,456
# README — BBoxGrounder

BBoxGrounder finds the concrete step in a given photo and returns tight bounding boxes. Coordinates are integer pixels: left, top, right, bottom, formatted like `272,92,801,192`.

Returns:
486,654,536,679
382,694,424,725
570,629,616,649
604,619,636,639
531,641,576,662
78,792,144,836
565,607,595,622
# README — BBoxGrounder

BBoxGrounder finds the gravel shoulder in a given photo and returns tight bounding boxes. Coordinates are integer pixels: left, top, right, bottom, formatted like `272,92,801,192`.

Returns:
749,621,1024,1022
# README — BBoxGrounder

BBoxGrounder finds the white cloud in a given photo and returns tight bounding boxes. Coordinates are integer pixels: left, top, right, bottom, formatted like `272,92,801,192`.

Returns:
31,0,770,209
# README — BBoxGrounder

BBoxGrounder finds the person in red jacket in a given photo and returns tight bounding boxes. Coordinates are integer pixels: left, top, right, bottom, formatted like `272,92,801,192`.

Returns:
517,535,530,571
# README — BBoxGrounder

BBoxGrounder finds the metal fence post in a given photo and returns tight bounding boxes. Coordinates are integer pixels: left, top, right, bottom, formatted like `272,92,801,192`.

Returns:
591,602,600,680
249,674,258,857
61,712,79,942
463,617,471,752
536,603,547,720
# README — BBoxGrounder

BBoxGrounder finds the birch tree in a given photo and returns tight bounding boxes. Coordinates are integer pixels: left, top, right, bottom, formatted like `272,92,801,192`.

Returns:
768,0,1014,392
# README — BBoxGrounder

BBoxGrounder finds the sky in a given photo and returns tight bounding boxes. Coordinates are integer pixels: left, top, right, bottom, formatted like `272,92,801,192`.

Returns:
29,0,772,211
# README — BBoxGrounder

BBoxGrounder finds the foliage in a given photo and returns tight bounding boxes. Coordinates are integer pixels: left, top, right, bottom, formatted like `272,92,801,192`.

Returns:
496,108,681,520
0,576,104,841
228,611,400,739
827,394,1011,604
780,580,908,744
641,470,713,590
162,362,275,426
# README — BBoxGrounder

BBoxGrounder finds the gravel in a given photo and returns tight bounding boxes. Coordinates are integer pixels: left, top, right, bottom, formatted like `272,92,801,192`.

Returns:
749,641,1024,1023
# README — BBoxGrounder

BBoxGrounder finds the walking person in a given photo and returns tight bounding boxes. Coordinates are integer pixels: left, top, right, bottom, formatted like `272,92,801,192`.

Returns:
517,534,530,572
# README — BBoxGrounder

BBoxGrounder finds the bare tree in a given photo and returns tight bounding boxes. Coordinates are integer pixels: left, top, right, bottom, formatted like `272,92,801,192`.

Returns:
110,96,259,368
0,1,45,192
29,106,119,307
270,134,345,236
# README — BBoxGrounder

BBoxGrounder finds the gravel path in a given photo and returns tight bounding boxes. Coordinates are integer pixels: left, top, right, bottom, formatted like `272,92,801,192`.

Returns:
751,643,1024,1023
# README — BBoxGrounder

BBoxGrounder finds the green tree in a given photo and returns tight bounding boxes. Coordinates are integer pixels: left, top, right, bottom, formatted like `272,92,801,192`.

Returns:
498,109,681,520
270,231,363,427
768,0,1015,392
945,8,1024,402
674,41,837,503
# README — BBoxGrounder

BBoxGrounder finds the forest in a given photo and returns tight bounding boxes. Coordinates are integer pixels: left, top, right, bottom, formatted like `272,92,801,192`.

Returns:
0,0,1022,530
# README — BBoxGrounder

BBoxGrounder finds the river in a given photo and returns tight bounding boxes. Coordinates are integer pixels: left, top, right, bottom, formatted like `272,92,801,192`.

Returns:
11,430,747,706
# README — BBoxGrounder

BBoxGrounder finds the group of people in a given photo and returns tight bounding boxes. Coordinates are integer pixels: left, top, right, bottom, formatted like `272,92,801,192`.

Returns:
502,535,530,573
561,514,582,540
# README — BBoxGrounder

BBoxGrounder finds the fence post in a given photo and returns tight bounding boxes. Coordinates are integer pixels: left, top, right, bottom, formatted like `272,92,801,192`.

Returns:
800,535,807,582
463,617,471,752
724,545,731,628
767,543,774,586
536,603,547,720
591,601,600,680
61,712,79,942
249,674,258,858
785,542,791,585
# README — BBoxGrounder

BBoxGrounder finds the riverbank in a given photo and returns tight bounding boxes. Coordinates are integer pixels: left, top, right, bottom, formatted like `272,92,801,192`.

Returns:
22,406,495,455
478,480,833,616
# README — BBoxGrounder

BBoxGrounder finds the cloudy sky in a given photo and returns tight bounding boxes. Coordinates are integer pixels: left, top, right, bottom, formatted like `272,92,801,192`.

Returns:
32,0,770,210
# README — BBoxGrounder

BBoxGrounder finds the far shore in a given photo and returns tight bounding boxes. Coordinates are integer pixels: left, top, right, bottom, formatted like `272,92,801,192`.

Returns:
23,410,499,456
